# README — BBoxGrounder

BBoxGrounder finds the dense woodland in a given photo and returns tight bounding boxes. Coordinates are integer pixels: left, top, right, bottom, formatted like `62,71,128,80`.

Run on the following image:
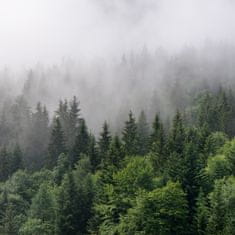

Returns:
0,47,235,234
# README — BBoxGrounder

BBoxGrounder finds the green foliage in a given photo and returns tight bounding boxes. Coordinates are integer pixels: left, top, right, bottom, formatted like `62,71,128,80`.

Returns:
167,110,185,155
94,156,155,234
136,110,150,156
98,121,112,165
204,132,228,156
19,218,53,235
122,111,138,156
207,177,235,234
118,181,188,235
70,118,89,166
47,118,66,169
106,135,125,167
150,114,166,171
0,90,235,234
205,155,232,181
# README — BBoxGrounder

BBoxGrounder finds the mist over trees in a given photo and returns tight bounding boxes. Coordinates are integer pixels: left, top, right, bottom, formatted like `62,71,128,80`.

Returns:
0,43,234,234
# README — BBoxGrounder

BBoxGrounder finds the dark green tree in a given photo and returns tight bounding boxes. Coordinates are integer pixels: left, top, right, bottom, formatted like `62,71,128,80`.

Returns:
107,135,124,167
56,172,79,235
47,118,66,169
150,113,166,170
98,121,112,164
70,118,89,166
136,110,150,155
122,111,138,156
167,110,185,155
68,96,81,148
88,135,100,172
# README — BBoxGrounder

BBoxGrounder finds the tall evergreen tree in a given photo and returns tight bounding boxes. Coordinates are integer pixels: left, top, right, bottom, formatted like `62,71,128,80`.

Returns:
136,110,150,155
70,118,89,166
0,147,10,181
167,110,185,155
150,113,165,170
98,121,112,164
56,172,79,235
10,144,23,174
122,111,138,156
68,96,81,148
88,135,100,172
47,118,66,169
107,135,125,167
26,102,49,170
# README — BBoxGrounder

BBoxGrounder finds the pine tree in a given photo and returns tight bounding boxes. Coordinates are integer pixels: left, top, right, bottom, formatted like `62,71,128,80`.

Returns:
216,89,232,133
56,172,79,235
136,110,150,155
56,99,70,146
70,118,89,166
68,96,81,148
88,135,100,172
10,144,23,174
195,189,209,235
167,110,185,155
0,147,10,181
98,121,112,164
150,114,165,170
107,135,124,167
54,153,70,185
122,111,138,156
47,118,66,169
26,102,49,170
29,183,55,231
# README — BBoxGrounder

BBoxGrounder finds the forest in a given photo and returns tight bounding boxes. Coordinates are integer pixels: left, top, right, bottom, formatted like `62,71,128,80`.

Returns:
0,46,235,234
1,0,235,234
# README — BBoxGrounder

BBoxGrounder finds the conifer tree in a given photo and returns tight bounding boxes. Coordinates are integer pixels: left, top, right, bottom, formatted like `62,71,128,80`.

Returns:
47,118,66,169
98,121,112,164
70,118,89,166
150,113,165,169
107,135,124,167
88,135,100,172
195,189,209,235
122,111,138,156
0,147,10,181
56,172,79,235
136,110,150,155
167,110,185,155
53,153,70,185
26,103,49,170
68,96,81,148
10,144,23,174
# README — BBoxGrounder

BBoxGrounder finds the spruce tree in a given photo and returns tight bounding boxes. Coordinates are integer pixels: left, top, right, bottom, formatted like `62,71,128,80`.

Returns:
88,135,100,172
47,118,66,169
98,121,112,164
56,172,79,235
70,118,89,166
167,110,185,155
0,147,10,181
68,96,81,148
122,111,138,156
136,110,150,155
107,135,124,167
150,113,165,170
10,144,23,174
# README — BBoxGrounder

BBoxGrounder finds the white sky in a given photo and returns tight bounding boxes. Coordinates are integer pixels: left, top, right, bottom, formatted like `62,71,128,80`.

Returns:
0,0,234,67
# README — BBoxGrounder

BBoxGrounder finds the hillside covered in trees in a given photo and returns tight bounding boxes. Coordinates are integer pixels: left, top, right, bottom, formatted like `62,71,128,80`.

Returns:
0,80,235,234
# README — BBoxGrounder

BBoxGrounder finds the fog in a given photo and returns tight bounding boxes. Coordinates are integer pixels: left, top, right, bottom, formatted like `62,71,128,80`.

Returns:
1,0,235,133
0,0,235,67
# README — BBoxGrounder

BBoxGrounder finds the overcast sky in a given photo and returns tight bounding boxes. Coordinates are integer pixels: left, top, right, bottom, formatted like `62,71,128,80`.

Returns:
0,0,235,68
